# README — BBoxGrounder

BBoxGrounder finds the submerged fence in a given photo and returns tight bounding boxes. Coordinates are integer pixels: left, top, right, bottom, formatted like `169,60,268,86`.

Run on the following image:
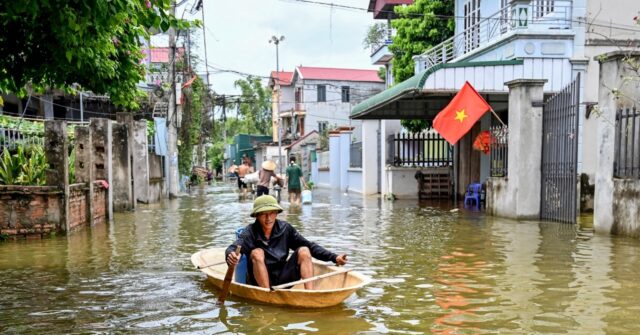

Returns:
615,107,640,178
388,132,453,167
490,126,509,177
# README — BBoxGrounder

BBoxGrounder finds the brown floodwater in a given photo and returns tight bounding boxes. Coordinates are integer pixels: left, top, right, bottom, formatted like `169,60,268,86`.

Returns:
2,183,640,334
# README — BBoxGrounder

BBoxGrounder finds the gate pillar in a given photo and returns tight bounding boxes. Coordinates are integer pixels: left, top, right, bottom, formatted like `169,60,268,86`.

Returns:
503,79,546,219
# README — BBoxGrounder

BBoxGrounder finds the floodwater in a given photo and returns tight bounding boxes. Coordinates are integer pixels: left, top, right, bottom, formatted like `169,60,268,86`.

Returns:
2,183,640,334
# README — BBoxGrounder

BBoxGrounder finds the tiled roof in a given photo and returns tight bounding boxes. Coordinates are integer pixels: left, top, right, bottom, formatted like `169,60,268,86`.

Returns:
270,71,294,86
296,66,383,83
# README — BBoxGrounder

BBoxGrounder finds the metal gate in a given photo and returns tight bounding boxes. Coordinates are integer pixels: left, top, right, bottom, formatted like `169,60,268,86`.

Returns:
540,73,580,223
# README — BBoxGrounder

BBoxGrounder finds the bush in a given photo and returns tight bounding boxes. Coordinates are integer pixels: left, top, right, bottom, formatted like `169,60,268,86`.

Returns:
0,146,48,186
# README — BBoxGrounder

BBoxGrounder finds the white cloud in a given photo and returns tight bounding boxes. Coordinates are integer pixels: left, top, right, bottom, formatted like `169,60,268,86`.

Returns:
180,0,379,95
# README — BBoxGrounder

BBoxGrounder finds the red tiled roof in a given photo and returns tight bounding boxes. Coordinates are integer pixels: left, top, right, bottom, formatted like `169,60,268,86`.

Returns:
270,71,294,86
296,66,383,83
143,47,185,63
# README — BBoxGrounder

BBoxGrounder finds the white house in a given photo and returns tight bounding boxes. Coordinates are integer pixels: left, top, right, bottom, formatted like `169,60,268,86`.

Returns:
270,66,385,141
351,0,639,224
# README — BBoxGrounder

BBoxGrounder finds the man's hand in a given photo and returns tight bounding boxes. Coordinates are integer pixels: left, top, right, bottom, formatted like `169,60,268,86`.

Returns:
335,254,348,266
226,250,240,266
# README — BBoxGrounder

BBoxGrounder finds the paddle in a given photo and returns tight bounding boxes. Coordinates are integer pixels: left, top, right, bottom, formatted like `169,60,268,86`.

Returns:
196,260,226,269
217,246,241,305
271,268,352,290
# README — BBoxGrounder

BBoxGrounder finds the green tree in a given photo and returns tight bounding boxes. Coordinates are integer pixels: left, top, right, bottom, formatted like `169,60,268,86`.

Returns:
178,77,206,176
389,0,454,132
363,22,389,50
0,0,195,108
233,77,272,135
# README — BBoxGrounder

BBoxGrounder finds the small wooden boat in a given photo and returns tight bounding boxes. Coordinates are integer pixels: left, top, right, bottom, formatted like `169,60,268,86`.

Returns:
191,248,371,308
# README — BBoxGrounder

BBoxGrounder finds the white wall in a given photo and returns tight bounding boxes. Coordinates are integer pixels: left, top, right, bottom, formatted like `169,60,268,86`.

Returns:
297,79,384,136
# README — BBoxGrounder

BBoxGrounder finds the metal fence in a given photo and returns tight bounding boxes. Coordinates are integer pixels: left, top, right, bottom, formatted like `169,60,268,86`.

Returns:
388,132,453,167
490,126,509,177
0,127,44,152
350,141,362,168
614,107,640,178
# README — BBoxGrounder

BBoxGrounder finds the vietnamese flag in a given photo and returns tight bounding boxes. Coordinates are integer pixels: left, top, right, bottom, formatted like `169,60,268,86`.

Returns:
433,81,491,145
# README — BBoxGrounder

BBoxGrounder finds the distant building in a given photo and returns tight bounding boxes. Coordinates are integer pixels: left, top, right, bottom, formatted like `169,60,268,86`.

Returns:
269,66,385,142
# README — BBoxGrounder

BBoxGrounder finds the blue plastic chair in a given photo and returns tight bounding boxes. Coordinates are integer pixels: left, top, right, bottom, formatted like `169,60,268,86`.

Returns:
464,183,483,207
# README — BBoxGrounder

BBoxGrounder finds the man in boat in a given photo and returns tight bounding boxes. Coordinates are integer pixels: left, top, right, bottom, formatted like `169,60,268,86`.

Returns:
225,195,347,289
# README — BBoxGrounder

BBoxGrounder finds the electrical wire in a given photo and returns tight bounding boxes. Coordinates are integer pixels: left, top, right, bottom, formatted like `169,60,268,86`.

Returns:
278,0,640,33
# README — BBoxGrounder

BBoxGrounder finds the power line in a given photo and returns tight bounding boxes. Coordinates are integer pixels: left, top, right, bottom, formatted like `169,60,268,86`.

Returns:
279,0,640,33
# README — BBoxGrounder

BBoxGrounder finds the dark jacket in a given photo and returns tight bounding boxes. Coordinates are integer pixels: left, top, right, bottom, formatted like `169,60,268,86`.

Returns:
225,219,338,268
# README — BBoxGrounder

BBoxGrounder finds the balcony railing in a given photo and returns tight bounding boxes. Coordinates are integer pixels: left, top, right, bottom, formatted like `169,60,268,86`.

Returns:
370,28,396,56
415,0,572,72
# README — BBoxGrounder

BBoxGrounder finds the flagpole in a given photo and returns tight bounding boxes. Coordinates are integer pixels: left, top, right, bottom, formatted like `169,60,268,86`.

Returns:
489,108,506,127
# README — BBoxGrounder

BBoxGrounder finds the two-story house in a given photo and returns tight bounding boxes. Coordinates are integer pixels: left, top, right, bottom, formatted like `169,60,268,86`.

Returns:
270,66,385,141
352,0,639,224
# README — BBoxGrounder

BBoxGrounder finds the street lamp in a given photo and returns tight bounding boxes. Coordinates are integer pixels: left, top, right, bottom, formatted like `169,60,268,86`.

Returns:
269,35,285,176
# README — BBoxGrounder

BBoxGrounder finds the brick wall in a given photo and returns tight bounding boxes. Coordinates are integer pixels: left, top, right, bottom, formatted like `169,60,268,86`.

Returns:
0,186,63,238
0,183,107,239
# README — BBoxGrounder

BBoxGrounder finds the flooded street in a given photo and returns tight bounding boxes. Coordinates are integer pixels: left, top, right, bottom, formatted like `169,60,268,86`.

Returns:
2,182,640,334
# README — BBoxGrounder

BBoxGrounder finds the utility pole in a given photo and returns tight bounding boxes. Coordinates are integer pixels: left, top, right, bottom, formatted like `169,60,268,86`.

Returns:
166,0,179,198
269,35,285,175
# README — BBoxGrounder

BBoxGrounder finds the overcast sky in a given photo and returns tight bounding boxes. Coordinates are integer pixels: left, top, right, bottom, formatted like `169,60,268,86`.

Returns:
155,0,380,95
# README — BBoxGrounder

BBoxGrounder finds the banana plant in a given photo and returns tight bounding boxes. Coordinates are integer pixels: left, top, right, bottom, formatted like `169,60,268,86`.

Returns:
0,149,21,185
18,146,48,186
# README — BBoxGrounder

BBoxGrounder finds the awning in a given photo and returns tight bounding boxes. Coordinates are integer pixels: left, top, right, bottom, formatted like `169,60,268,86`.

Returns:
350,69,430,119
351,60,523,120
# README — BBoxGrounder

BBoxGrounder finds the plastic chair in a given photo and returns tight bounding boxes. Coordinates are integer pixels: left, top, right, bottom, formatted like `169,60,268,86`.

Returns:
464,183,483,207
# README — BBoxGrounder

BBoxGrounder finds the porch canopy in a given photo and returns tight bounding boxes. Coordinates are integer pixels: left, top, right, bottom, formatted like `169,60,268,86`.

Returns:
350,60,530,120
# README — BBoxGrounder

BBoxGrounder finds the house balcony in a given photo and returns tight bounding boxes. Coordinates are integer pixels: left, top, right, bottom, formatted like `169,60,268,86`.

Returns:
369,0,414,20
413,0,573,73
370,28,395,65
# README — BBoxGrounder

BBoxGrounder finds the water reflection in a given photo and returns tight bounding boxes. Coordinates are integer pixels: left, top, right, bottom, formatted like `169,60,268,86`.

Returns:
3,182,640,334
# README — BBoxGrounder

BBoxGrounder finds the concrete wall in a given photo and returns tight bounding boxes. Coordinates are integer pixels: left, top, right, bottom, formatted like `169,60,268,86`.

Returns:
133,121,151,204
610,180,640,237
112,122,132,211
487,79,546,219
90,118,113,220
347,169,363,193
384,167,421,199
148,154,164,203
594,51,640,236
381,120,402,197
317,170,330,188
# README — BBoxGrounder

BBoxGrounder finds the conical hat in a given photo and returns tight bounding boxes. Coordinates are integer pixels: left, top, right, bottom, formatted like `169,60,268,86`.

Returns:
261,160,277,171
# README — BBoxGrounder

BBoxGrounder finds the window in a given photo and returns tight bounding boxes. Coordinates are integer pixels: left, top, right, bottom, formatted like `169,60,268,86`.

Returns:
318,121,329,134
317,85,326,102
341,86,350,103
534,0,554,18
464,0,481,52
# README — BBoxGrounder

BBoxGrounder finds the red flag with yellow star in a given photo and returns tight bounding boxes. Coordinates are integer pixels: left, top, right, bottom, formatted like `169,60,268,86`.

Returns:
433,81,491,145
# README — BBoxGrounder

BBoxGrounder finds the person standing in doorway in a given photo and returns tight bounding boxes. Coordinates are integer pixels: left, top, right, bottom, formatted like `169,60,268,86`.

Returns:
256,160,282,197
285,156,307,206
